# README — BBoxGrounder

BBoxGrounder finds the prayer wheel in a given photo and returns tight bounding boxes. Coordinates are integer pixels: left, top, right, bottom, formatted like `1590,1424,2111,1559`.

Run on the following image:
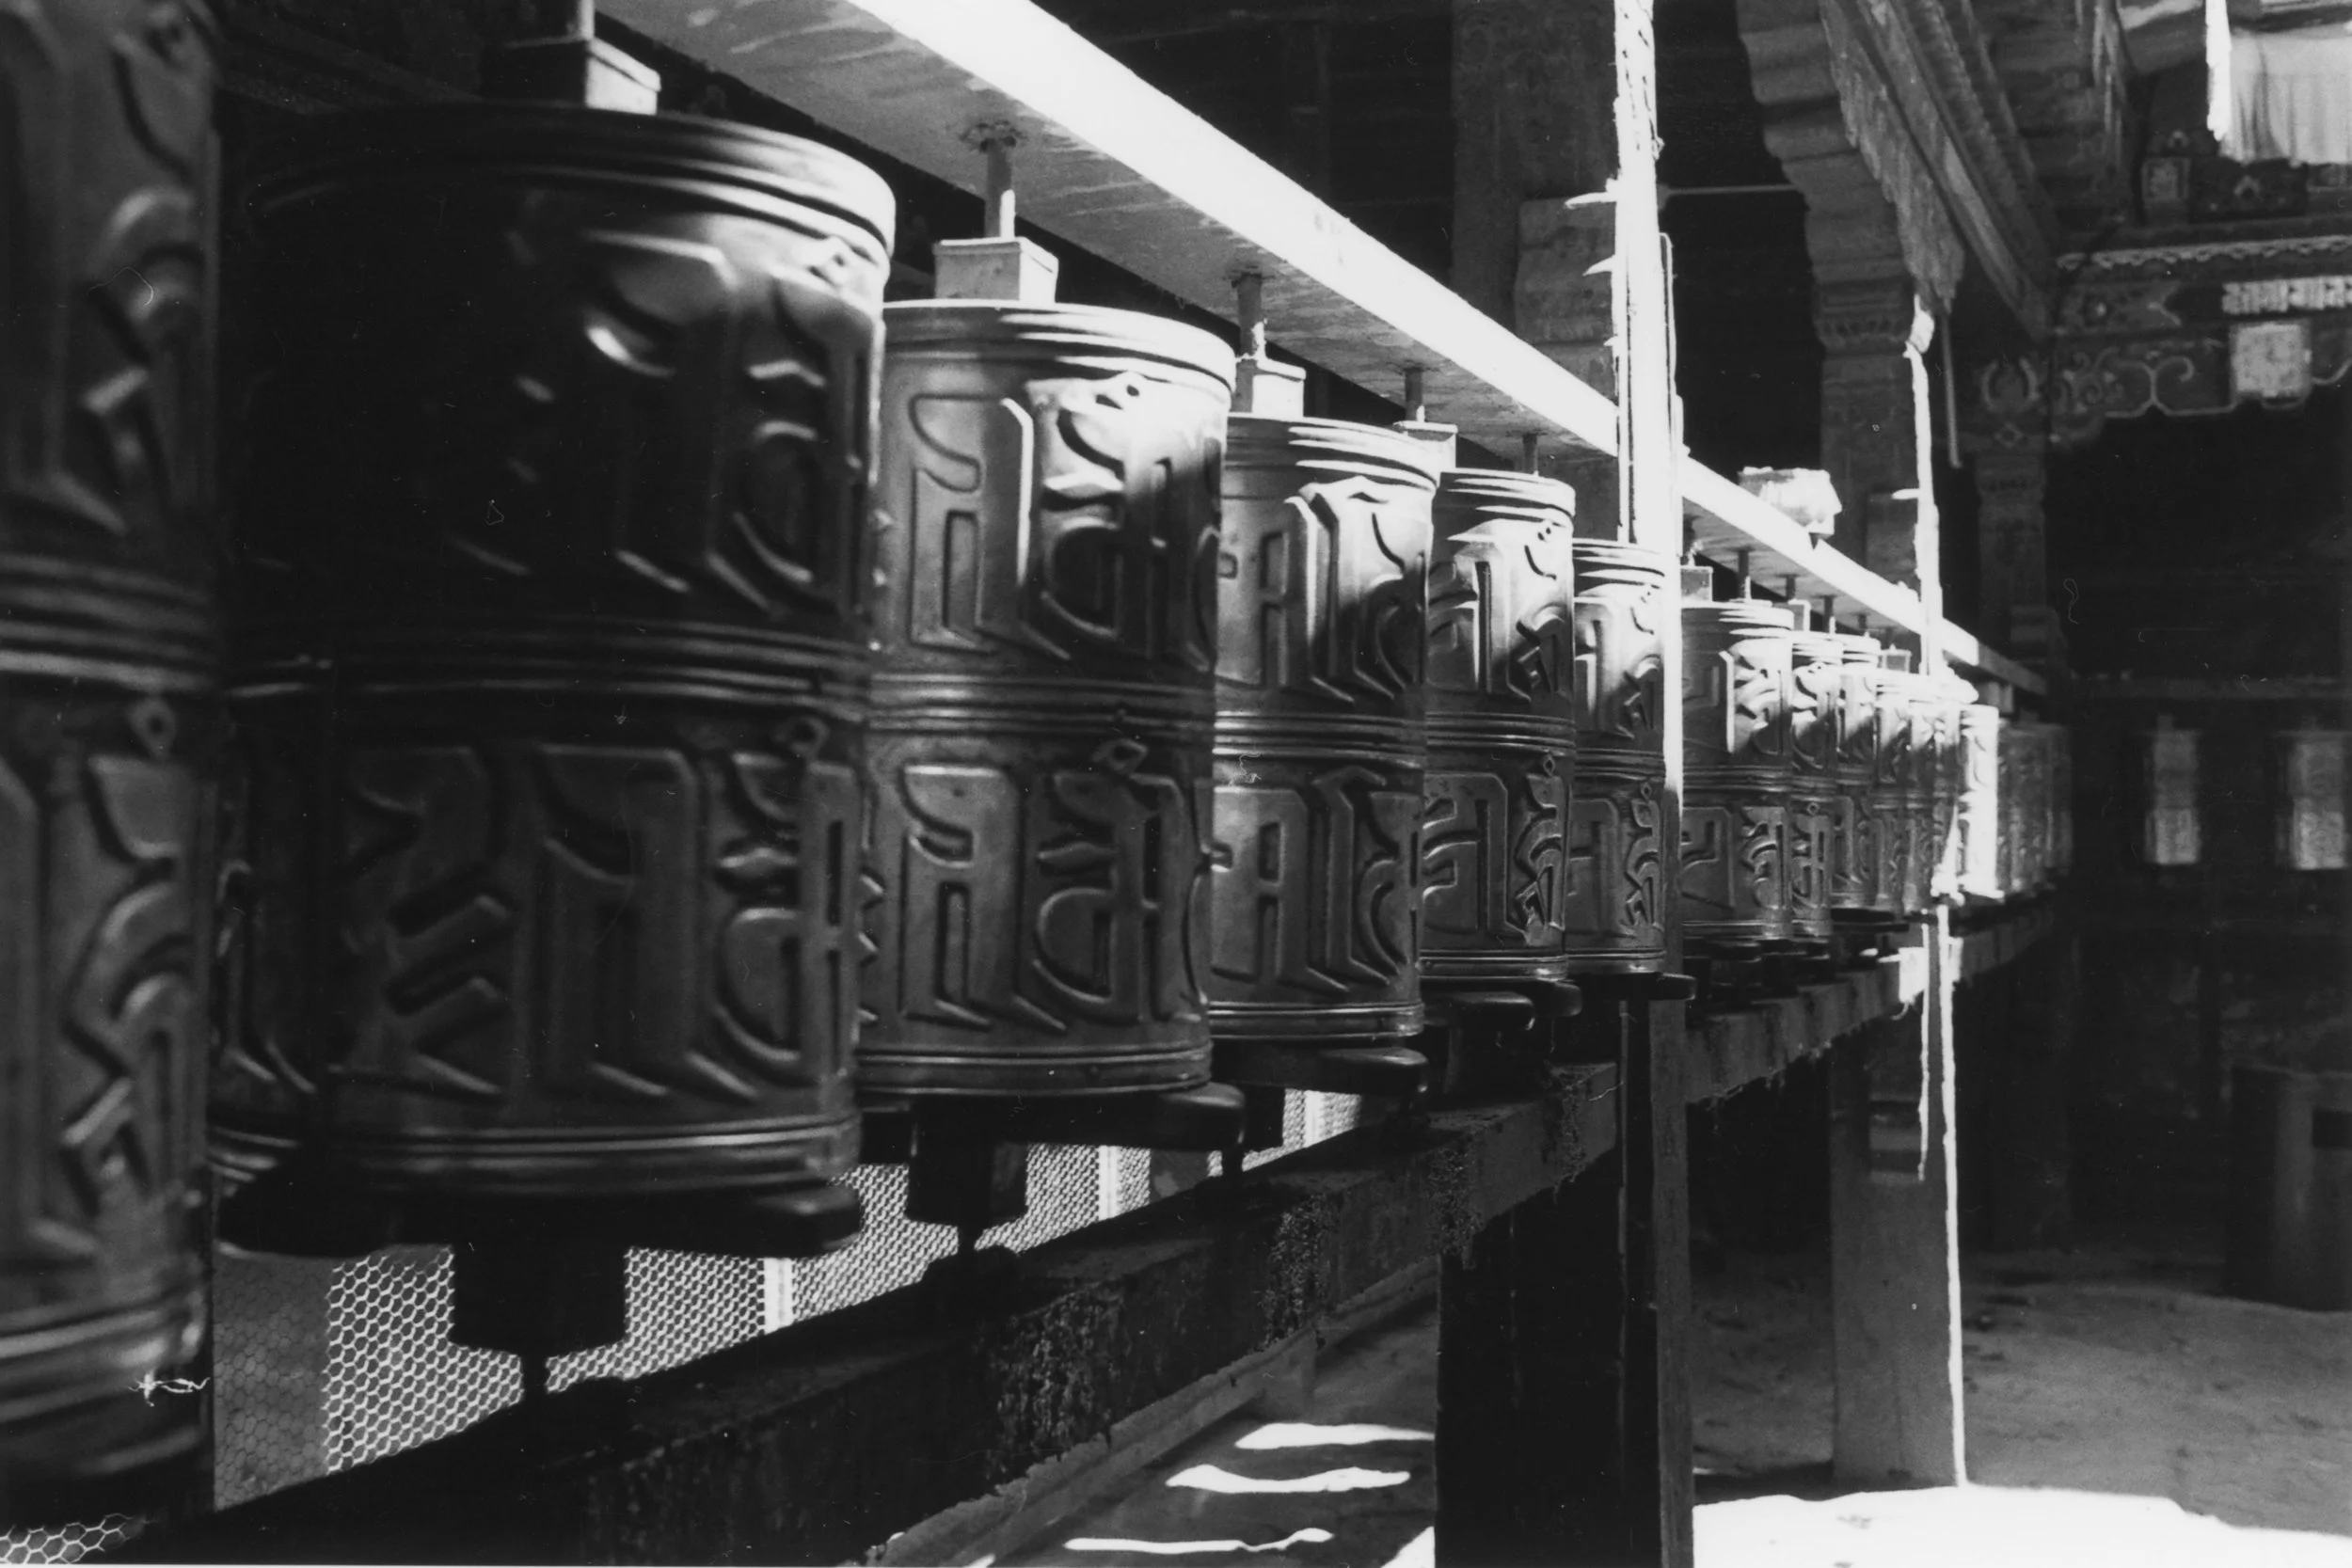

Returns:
1681,585,1793,949
2018,721,2055,891
1786,617,1844,944
1831,633,1886,917
1996,717,2024,895
2048,723,2074,879
1928,676,1969,902
1957,702,2003,900
1421,471,1577,988
860,303,1233,1096
1209,416,1437,1048
1900,661,1940,914
219,106,894,1239
1562,541,1672,974
0,0,215,1519
1870,652,1920,918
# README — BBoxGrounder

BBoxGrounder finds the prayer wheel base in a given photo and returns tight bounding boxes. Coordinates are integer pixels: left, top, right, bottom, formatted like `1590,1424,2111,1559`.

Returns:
1211,1039,1432,1098
216,1162,865,1260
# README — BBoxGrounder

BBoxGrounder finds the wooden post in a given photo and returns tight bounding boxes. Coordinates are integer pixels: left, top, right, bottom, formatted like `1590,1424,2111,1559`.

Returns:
1440,0,1692,1561
1828,305,1964,1488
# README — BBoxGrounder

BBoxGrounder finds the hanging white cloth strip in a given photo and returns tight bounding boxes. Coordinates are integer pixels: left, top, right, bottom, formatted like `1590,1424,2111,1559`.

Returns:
2221,21,2352,165
2209,0,2239,143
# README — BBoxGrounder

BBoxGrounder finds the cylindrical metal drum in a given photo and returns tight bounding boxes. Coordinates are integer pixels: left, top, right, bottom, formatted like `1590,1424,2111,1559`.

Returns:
1421,471,1577,987
0,0,215,1519
1681,592,1794,948
1209,417,1437,1046
861,303,1233,1095
222,108,894,1207
1957,703,2003,900
1996,718,2027,895
1562,541,1672,974
2048,723,2074,879
1787,619,1844,943
1832,634,1885,917
1899,661,1940,914
2018,721,2054,891
1870,652,1919,918
1931,678,1970,902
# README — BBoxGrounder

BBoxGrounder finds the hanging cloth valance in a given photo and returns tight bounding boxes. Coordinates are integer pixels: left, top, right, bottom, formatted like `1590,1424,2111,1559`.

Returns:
2220,20,2352,165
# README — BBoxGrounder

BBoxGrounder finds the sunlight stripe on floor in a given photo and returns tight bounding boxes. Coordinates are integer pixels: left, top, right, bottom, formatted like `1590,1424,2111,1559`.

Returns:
1167,1463,1412,1494
1237,1422,1434,1450
1062,1528,1337,1555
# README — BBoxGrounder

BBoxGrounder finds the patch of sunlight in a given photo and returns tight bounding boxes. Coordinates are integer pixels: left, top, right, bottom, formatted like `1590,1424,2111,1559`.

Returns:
1698,1486,2352,1568
1237,1422,1435,1450
1377,1527,1435,1568
1063,1528,1336,1555
1166,1463,1412,1495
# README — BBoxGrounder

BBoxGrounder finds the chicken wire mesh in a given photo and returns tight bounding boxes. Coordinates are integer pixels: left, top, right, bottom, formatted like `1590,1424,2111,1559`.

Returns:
0,1515,142,1565
197,1091,1360,1512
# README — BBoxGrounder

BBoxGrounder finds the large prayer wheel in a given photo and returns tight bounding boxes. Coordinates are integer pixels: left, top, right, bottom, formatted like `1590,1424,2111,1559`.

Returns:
1870,652,1919,918
0,0,216,1519
1957,702,2003,900
1904,670,1945,911
1996,717,2024,895
1421,471,1577,988
1787,618,1844,943
1562,541,1671,974
1681,589,1793,948
860,303,1232,1096
1209,416,1436,1047
1832,633,1886,917
1928,675,1969,902
220,107,893,1227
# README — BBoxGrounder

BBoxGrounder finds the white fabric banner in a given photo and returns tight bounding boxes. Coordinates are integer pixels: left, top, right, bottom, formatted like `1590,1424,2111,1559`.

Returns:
2222,22,2352,165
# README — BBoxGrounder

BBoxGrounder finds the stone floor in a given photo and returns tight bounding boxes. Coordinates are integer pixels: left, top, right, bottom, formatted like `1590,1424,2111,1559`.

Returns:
993,1220,2352,1566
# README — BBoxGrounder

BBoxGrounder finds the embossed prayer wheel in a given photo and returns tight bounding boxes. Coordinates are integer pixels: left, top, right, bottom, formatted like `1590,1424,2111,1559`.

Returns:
1832,633,1887,918
1927,676,1969,902
1870,652,1921,917
2017,721,2055,892
1210,416,1437,1047
0,0,216,1520
1786,617,1844,944
1420,470,1576,988
1681,585,1794,949
860,303,1232,1096
1562,540,1672,974
2048,723,2074,879
220,107,894,1227
1995,717,2024,895
1957,702,2003,900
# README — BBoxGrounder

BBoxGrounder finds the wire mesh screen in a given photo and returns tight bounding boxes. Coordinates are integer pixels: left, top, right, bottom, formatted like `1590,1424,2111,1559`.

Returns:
552,1252,766,1389
199,1097,1365,1513
0,1515,141,1564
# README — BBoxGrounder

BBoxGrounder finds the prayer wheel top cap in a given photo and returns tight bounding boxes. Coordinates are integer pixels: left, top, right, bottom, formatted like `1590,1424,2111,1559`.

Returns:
1683,598,1794,634
1228,410,1444,486
1433,466,1577,518
1834,631,1883,665
249,102,898,255
886,299,1237,388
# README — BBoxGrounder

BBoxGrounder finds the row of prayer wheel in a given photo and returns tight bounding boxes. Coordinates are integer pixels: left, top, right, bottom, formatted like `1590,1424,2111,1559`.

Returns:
1676,575,2070,951
0,61,2069,1519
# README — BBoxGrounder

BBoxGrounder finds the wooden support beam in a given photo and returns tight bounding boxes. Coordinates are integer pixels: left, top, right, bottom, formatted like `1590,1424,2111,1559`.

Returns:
127,1072,1617,1564
1829,991,1964,1486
